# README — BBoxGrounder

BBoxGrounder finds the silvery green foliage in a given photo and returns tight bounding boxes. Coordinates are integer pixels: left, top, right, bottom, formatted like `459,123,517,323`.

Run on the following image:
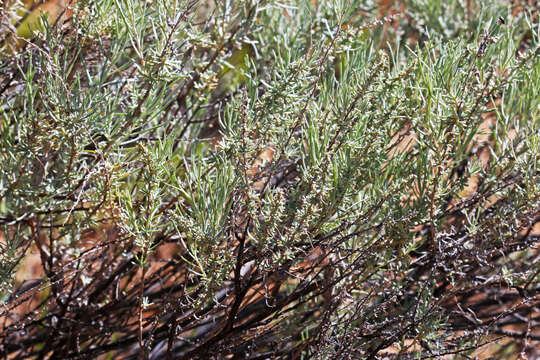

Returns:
0,0,538,358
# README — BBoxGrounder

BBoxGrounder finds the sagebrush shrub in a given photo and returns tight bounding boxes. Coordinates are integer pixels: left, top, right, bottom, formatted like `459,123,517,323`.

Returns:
0,0,538,358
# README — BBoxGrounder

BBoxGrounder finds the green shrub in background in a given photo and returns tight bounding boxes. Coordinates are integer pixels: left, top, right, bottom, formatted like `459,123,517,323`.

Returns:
0,0,538,358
